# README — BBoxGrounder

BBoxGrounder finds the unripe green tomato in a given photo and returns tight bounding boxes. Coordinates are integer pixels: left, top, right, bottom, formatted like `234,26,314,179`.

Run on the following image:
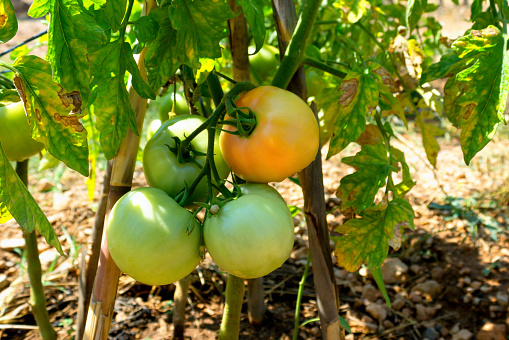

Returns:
204,183,294,279
107,187,201,286
146,119,162,140
0,102,44,161
306,70,327,98
156,92,189,120
143,115,230,207
249,45,280,84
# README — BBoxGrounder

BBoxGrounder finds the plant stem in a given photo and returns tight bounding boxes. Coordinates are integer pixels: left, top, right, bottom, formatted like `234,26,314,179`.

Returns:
16,160,56,340
303,57,347,79
293,252,311,340
218,275,245,340
173,275,191,339
271,0,322,89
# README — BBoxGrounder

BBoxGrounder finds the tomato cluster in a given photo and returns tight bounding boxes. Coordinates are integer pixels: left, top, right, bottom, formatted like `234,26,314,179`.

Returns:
108,86,319,284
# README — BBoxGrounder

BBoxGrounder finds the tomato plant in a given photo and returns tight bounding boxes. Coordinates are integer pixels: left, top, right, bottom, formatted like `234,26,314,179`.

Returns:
143,114,229,206
152,91,189,120
0,102,44,162
107,187,201,286
249,44,280,85
203,183,294,279
219,86,319,183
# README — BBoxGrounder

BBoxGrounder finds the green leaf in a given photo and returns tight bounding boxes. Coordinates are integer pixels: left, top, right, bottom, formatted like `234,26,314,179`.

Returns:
390,147,416,198
415,113,444,168
132,15,159,44
145,7,180,89
124,42,156,100
89,39,138,159
168,0,236,66
327,68,379,158
406,0,427,33
101,0,126,32
0,0,18,43
82,0,106,10
443,77,464,127
47,0,108,110
0,142,64,255
421,53,475,84
451,26,509,164
237,0,265,54
470,0,484,21
333,198,414,272
370,266,391,307
0,89,20,105
378,82,407,128
12,55,89,176
28,0,51,18
336,144,393,213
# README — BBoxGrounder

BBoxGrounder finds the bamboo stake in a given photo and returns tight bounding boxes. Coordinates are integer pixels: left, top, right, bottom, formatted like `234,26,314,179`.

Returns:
227,0,266,326
17,160,56,340
271,1,343,339
76,159,112,340
83,0,155,334
172,275,191,339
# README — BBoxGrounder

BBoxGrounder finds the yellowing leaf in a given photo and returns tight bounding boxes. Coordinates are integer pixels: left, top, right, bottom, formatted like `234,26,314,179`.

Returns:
0,0,17,43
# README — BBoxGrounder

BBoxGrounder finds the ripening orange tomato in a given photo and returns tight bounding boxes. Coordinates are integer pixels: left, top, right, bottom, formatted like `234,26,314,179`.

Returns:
219,86,319,183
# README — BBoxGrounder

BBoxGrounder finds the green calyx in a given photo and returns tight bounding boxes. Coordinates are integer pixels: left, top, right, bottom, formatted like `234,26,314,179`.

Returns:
219,95,257,137
165,136,206,168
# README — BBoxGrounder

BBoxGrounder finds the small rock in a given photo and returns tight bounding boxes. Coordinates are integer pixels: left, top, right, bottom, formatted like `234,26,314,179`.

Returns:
39,249,60,269
450,323,460,334
496,291,508,309
0,238,25,251
411,280,443,300
365,303,387,322
431,267,445,280
462,293,473,304
410,264,423,275
383,320,394,329
476,322,506,340
392,298,405,311
334,268,348,281
0,274,9,291
401,307,412,318
462,277,471,285
381,258,408,284
459,267,471,275
424,327,439,340
416,304,438,321
38,179,53,192
470,281,482,290
411,294,424,303
452,329,473,340
480,285,492,293
361,284,379,302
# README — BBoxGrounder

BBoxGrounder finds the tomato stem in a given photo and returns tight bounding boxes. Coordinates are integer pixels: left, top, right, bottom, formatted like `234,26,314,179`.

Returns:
218,274,245,340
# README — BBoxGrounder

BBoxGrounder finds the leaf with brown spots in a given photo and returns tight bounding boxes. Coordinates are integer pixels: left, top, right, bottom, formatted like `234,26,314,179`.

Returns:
11,55,89,176
336,143,394,213
333,198,414,272
326,68,379,158
0,0,17,43
0,142,64,255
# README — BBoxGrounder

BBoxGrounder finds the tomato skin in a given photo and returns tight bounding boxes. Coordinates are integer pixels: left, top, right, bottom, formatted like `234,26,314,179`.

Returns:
203,183,294,279
143,115,229,207
219,86,319,183
249,45,280,85
155,92,189,120
107,187,201,286
0,102,44,161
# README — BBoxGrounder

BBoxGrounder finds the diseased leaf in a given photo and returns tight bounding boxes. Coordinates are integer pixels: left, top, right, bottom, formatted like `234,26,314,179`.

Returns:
47,0,108,111
333,0,369,23
355,124,383,146
89,39,138,159
378,82,407,128
169,0,235,67
406,0,427,33
336,144,394,213
416,114,444,167
0,89,20,105
443,77,464,127
0,142,64,255
237,0,265,54
124,42,156,100
145,7,179,89
421,53,475,84
391,147,416,197
12,55,89,176
0,0,17,43
452,26,509,164
327,68,379,158
333,198,414,272
28,0,51,18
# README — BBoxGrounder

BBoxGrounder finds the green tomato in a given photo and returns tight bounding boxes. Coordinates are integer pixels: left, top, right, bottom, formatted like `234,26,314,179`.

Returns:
146,119,162,140
107,187,201,286
306,70,327,98
0,102,44,161
204,183,294,279
155,92,189,120
249,45,280,84
143,115,230,207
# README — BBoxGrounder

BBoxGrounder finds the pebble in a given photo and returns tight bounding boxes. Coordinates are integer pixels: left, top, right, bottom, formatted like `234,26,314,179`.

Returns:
480,285,492,293
476,322,507,340
382,320,394,329
361,284,379,302
424,326,439,340
459,267,471,275
416,304,439,321
401,307,412,318
430,267,445,280
452,329,473,340
365,303,387,321
0,238,25,251
470,281,482,290
496,291,508,309
380,257,408,284
391,298,405,311
411,280,443,300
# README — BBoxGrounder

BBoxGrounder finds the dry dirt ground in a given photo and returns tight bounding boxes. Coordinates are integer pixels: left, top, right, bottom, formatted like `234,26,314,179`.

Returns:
1,2,508,340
